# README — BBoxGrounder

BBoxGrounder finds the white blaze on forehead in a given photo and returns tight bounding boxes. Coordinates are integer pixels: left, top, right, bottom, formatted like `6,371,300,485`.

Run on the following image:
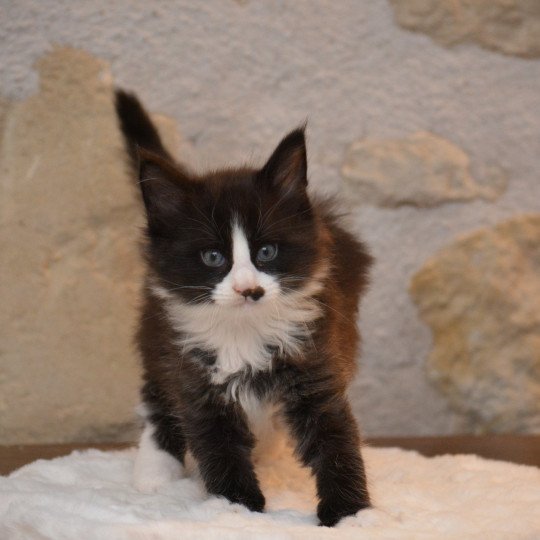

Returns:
231,221,258,291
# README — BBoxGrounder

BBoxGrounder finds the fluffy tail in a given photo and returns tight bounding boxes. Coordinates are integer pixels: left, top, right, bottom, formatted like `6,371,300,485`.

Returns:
114,89,172,169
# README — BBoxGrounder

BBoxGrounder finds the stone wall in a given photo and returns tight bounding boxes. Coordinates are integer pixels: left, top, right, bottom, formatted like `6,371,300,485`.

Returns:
1,1,539,442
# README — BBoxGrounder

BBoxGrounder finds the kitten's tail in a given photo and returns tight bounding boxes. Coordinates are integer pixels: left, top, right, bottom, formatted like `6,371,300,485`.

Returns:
114,89,173,169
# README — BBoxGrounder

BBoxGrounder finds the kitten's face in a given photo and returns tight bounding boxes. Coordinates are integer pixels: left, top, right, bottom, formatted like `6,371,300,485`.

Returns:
141,129,320,310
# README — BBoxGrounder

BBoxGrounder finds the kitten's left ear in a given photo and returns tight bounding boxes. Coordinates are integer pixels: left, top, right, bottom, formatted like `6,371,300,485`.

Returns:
260,127,307,193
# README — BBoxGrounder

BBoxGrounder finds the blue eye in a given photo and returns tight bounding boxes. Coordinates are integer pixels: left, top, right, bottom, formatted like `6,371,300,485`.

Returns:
201,249,225,267
256,243,278,263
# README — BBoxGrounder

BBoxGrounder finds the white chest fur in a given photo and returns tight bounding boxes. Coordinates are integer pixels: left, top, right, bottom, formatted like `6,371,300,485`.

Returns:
151,279,324,384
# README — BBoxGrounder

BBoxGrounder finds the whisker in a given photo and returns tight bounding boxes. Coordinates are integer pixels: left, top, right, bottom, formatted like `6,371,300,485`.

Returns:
260,206,313,235
185,293,212,305
257,188,291,233
279,285,357,327
166,285,213,293
157,278,212,290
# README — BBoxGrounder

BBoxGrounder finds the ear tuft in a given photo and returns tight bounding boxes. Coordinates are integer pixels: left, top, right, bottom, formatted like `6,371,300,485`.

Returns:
261,127,307,193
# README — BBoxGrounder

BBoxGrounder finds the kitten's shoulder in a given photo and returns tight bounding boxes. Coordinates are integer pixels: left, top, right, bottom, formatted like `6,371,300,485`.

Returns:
313,197,373,298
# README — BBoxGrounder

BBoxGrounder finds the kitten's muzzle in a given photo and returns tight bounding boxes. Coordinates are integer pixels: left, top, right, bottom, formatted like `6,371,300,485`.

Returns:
237,286,265,301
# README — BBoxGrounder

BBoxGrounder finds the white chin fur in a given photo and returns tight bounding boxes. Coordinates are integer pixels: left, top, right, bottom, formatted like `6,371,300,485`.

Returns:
151,268,326,385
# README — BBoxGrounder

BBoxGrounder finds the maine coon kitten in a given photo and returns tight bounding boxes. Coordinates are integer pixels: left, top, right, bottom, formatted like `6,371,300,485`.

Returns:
115,90,373,527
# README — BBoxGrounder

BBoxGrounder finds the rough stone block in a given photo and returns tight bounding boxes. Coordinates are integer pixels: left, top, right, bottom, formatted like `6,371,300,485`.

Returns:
0,47,183,443
410,215,540,432
390,0,540,58
341,131,506,208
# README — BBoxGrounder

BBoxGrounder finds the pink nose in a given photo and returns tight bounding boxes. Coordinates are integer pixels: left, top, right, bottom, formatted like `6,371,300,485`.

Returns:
234,286,265,301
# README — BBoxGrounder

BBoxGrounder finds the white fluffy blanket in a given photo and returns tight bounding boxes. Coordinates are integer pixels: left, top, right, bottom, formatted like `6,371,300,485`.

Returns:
1,444,539,539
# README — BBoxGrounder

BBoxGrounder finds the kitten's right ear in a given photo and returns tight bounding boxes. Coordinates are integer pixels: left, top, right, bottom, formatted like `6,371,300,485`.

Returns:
137,148,194,235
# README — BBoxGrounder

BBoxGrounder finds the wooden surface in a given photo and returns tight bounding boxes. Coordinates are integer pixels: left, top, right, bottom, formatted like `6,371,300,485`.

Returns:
367,435,540,467
1,435,539,476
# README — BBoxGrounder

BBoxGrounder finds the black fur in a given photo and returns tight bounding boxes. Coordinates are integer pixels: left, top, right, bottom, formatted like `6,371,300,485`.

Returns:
115,90,172,165
115,89,373,526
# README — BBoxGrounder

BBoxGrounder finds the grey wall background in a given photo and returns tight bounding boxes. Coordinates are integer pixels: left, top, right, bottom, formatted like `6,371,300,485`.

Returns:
1,1,539,442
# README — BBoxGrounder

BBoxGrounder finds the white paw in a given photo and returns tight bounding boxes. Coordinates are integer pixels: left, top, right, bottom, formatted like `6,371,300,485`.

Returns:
134,462,182,493
134,422,183,493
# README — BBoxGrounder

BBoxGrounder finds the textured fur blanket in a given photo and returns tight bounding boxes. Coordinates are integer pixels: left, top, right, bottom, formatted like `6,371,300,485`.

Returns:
1,444,539,539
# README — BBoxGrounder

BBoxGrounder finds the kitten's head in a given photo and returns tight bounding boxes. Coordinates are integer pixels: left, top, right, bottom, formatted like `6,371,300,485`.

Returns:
139,128,324,309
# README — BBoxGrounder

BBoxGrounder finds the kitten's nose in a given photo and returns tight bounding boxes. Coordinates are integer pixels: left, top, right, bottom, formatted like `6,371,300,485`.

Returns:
236,286,265,301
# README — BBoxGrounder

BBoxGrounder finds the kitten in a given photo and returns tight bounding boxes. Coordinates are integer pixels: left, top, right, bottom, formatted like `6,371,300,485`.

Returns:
115,90,373,527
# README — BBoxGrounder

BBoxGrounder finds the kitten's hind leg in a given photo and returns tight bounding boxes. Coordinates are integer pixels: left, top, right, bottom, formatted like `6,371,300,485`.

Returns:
134,416,185,493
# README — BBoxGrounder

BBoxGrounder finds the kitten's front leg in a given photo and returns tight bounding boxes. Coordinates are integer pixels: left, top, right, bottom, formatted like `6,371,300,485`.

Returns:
183,398,265,512
283,384,370,527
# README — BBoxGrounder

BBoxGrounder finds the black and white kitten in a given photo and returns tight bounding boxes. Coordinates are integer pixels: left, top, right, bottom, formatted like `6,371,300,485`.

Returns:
115,90,373,527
